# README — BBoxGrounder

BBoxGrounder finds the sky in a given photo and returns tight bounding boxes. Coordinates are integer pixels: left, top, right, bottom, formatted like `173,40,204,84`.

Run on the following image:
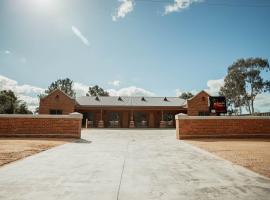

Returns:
0,0,270,112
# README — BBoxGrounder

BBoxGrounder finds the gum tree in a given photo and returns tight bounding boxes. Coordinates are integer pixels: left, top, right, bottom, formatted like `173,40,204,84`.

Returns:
221,58,270,114
219,69,246,114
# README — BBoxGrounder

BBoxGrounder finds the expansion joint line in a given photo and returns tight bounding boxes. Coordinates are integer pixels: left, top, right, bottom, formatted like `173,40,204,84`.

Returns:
116,140,130,200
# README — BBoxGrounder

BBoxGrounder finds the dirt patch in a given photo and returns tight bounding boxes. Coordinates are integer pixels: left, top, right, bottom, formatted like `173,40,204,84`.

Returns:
0,138,72,166
186,139,270,178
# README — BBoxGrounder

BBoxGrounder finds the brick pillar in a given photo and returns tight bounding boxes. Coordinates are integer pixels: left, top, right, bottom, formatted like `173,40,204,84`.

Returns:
129,110,135,128
98,109,104,128
176,119,180,139
160,110,166,128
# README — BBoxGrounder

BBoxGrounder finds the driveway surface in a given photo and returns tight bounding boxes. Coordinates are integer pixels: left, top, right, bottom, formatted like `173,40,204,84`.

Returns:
0,129,269,200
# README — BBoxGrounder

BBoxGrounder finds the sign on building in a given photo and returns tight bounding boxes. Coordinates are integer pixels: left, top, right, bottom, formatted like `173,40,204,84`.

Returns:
209,96,227,114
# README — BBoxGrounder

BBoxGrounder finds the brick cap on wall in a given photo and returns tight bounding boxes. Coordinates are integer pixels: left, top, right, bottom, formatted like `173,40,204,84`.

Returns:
175,114,270,120
0,113,83,119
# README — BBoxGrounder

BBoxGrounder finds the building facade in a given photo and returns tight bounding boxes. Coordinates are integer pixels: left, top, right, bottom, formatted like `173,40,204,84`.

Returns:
39,89,212,128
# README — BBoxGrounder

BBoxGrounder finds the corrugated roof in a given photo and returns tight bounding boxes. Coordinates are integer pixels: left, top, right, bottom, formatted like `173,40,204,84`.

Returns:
76,96,186,107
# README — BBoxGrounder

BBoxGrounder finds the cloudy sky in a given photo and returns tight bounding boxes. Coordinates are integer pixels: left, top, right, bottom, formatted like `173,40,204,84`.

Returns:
0,0,270,112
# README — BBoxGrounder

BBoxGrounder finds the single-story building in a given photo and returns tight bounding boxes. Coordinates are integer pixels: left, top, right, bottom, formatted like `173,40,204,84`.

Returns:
39,89,223,128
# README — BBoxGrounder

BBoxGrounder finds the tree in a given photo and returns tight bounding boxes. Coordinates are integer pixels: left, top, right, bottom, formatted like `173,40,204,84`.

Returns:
229,58,270,114
0,90,32,114
16,102,32,114
87,85,109,96
220,57,270,114
43,78,76,98
219,68,246,115
179,92,194,100
0,90,19,114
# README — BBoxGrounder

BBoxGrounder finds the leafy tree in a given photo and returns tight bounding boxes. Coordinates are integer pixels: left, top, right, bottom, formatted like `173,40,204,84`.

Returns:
42,78,76,98
179,92,194,100
16,102,32,114
220,58,270,114
229,58,270,114
87,85,109,96
0,90,19,114
0,90,32,114
219,68,246,115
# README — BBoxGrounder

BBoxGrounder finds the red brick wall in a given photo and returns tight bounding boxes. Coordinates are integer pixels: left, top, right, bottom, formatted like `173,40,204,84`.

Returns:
187,91,209,116
39,89,75,115
175,116,270,139
0,113,82,138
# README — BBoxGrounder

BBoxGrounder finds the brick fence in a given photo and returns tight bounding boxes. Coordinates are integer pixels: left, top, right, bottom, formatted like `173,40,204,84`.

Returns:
0,113,82,138
175,114,270,139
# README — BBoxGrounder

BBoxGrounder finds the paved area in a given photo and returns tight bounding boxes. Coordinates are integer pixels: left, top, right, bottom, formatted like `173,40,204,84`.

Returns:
0,129,269,200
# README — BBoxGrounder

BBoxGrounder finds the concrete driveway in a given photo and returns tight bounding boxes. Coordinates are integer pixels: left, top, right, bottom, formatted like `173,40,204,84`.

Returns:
0,129,269,200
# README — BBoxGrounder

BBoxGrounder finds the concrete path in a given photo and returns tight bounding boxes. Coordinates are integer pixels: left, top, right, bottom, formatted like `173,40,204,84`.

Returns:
0,129,269,200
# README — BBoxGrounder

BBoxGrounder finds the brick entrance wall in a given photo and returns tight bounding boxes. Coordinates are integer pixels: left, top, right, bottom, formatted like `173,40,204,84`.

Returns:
0,113,82,138
175,115,270,139
187,91,210,116
39,89,76,115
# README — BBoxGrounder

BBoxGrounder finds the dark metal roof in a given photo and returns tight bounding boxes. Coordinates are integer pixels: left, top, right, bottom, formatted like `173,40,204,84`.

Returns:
76,96,186,108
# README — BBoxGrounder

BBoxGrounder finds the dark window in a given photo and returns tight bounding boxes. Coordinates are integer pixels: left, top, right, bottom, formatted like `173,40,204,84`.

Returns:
108,112,120,121
134,112,148,128
164,112,173,121
198,111,209,116
50,109,63,115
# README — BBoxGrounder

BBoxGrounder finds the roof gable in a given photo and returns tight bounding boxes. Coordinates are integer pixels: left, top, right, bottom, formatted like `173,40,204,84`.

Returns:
41,89,74,101
188,90,210,102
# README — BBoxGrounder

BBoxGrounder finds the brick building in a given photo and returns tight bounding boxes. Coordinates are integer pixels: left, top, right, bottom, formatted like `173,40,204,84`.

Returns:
39,89,214,128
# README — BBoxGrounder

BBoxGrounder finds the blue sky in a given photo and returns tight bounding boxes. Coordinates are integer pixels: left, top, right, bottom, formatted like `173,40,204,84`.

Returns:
0,0,270,111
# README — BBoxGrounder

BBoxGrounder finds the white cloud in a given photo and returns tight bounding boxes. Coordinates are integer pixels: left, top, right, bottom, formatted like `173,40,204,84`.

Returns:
254,93,270,112
175,89,182,97
164,0,203,15
108,80,121,87
205,78,224,96
112,0,134,21
73,82,89,97
0,75,44,95
4,50,11,54
71,26,90,46
108,86,155,96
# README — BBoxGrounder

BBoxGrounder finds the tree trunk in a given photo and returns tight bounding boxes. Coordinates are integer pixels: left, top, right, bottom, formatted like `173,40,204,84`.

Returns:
246,101,252,115
251,99,254,114
239,106,242,115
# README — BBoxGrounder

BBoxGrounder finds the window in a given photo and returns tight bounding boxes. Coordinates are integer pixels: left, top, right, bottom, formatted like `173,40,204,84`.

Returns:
108,112,120,121
164,112,173,121
50,109,63,115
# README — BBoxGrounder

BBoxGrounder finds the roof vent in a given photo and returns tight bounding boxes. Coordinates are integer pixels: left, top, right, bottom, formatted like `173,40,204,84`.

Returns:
118,96,123,101
164,97,168,101
95,96,100,101
141,97,146,101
